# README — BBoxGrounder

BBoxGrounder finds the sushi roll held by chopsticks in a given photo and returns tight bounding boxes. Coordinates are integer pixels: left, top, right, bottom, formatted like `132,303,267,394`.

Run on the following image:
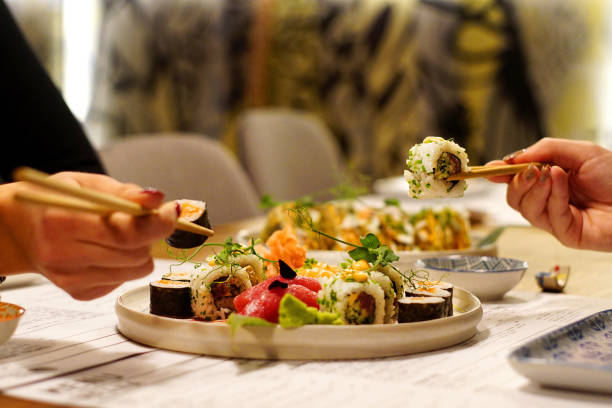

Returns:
166,199,212,248
404,136,469,199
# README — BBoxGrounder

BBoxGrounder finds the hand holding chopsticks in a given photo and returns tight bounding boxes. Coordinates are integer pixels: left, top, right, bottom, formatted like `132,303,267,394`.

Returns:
2,169,204,299
13,167,214,237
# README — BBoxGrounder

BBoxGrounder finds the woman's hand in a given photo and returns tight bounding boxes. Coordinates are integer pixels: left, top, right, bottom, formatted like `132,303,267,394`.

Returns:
0,172,178,300
487,137,612,251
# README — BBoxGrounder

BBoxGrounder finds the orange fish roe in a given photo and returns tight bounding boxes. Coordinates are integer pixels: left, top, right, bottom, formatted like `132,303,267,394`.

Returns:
265,226,307,277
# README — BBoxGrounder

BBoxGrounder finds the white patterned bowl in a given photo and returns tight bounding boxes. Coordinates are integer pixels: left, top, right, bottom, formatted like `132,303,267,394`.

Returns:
413,255,527,301
0,302,25,346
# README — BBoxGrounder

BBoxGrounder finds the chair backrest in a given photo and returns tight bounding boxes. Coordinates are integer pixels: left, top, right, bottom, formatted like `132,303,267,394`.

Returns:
99,133,261,224
238,109,346,202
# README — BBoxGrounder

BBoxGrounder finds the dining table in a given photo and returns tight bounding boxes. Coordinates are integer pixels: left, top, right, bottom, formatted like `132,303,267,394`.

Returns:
1,190,612,407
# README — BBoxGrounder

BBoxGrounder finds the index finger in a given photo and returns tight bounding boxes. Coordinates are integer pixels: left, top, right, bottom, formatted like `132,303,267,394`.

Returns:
504,137,603,172
53,172,165,210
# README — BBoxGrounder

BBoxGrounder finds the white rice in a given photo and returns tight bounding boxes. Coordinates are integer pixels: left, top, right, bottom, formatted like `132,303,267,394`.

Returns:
318,277,386,324
235,254,265,285
375,265,404,300
404,136,469,199
368,272,396,323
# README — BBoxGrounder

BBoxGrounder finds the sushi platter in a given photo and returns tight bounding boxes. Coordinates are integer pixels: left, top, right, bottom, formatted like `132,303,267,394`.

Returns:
116,285,481,360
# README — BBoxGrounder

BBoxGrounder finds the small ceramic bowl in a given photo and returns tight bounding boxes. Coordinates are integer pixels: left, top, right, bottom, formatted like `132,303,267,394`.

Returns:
412,255,528,300
0,302,25,346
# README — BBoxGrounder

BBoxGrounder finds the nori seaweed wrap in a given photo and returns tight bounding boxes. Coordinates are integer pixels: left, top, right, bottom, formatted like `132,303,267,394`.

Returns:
415,281,454,316
405,286,452,317
398,296,446,323
150,280,192,318
166,199,211,248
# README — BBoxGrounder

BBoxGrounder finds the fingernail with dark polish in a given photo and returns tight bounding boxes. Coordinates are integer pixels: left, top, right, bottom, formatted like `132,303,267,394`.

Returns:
175,202,182,217
141,187,165,199
503,149,526,162
524,163,536,181
539,165,550,183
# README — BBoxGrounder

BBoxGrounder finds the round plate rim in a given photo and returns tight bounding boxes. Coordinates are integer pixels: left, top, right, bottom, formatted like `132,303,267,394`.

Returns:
115,285,482,359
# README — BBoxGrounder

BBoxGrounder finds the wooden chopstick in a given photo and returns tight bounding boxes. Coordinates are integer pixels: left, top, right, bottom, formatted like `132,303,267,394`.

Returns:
13,167,214,237
15,190,116,215
446,163,541,181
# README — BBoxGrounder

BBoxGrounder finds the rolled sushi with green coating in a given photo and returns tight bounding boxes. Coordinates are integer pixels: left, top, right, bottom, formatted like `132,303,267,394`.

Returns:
368,271,396,323
190,265,252,321
374,264,404,302
398,296,446,322
166,199,211,248
404,136,469,199
234,254,266,285
150,279,192,318
318,276,385,324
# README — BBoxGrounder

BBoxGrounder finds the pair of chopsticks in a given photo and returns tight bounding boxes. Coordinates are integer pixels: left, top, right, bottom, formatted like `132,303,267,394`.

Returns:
446,163,541,181
13,167,214,237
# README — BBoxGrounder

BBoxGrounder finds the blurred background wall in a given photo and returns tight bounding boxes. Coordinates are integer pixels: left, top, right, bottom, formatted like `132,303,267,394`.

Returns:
7,0,611,181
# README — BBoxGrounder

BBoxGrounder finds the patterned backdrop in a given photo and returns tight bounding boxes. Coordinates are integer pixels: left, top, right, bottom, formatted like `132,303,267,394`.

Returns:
16,0,602,181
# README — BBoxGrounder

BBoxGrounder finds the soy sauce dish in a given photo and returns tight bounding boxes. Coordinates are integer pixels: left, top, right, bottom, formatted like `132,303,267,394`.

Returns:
0,302,25,346
413,255,527,300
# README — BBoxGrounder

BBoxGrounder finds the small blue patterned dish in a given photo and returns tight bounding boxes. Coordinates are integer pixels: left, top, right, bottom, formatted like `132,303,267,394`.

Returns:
413,255,527,300
508,309,612,394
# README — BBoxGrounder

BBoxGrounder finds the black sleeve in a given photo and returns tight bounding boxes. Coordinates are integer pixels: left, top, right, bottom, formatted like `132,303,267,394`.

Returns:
0,0,105,182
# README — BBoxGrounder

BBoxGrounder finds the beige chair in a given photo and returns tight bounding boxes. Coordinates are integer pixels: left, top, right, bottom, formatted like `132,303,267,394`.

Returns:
237,109,346,202
99,133,261,224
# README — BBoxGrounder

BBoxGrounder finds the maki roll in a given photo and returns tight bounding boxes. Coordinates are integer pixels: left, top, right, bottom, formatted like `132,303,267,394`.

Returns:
150,280,192,318
398,297,446,323
318,275,385,325
161,270,192,282
372,264,404,322
204,253,266,286
375,264,404,300
368,271,397,323
405,285,452,317
415,280,454,316
235,254,266,285
190,265,252,321
404,136,469,199
166,199,211,248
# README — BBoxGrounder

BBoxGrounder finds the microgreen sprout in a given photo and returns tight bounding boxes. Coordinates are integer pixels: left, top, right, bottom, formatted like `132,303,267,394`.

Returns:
287,206,400,274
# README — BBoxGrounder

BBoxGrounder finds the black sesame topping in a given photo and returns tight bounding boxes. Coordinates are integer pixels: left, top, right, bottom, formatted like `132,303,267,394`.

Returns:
279,260,297,279
268,280,289,290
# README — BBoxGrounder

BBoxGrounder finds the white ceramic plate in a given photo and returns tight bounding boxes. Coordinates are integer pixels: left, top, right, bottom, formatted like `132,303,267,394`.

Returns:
508,309,612,394
116,286,482,360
